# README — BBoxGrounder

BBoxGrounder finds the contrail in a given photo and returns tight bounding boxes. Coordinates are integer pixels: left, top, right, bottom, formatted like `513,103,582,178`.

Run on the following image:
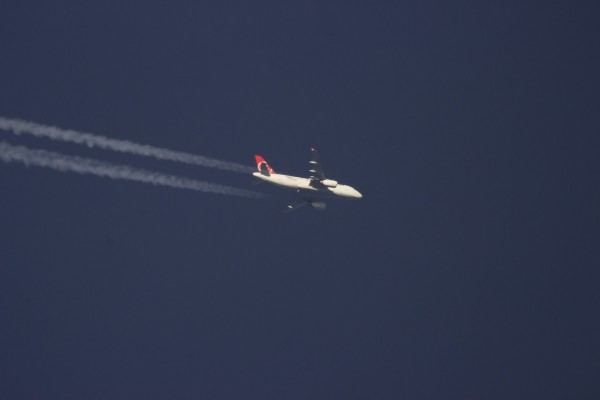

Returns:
0,116,254,173
0,142,264,198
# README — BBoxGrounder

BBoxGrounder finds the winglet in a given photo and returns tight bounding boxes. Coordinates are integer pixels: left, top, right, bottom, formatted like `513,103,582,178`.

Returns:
254,155,275,175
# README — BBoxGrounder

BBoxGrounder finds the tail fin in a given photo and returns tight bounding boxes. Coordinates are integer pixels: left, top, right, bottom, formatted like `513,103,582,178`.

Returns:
254,155,275,176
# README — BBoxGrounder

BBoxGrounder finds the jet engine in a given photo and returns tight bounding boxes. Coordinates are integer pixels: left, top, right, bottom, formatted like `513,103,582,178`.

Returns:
309,201,327,210
322,179,338,188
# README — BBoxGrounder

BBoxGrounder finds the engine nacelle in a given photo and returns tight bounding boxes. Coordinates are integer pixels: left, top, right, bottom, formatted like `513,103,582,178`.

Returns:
309,201,327,210
322,179,338,188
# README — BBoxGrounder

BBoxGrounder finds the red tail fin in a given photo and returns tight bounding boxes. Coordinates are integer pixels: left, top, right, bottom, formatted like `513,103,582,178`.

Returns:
254,155,275,175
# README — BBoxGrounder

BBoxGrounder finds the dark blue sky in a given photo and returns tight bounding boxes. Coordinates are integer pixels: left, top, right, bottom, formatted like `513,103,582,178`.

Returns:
1,2,599,399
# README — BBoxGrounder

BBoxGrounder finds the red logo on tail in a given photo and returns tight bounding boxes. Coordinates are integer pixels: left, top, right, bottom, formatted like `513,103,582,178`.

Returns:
254,155,275,175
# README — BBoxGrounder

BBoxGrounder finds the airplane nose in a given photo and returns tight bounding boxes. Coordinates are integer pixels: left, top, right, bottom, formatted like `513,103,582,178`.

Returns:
355,190,363,199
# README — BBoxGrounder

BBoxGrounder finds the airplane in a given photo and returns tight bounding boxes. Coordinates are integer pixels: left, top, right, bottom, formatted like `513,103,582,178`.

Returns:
252,148,362,212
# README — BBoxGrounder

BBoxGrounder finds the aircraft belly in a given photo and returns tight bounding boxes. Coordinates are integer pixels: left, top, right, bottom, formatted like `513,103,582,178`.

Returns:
258,174,350,199
262,178,302,194
297,187,336,199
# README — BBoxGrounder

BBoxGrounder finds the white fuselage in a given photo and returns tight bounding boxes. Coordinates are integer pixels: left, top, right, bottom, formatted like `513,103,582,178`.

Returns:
252,172,362,200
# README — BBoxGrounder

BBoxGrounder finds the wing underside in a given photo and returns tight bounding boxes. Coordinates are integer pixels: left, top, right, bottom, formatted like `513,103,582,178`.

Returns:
283,148,328,213
283,200,308,213
309,147,326,182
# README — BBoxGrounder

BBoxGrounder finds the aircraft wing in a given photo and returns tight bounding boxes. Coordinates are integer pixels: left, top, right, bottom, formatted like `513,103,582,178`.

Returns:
283,200,308,213
309,147,326,182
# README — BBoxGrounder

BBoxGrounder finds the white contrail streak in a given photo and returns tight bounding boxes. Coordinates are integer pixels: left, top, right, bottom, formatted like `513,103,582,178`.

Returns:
0,142,264,198
0,116,254,173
